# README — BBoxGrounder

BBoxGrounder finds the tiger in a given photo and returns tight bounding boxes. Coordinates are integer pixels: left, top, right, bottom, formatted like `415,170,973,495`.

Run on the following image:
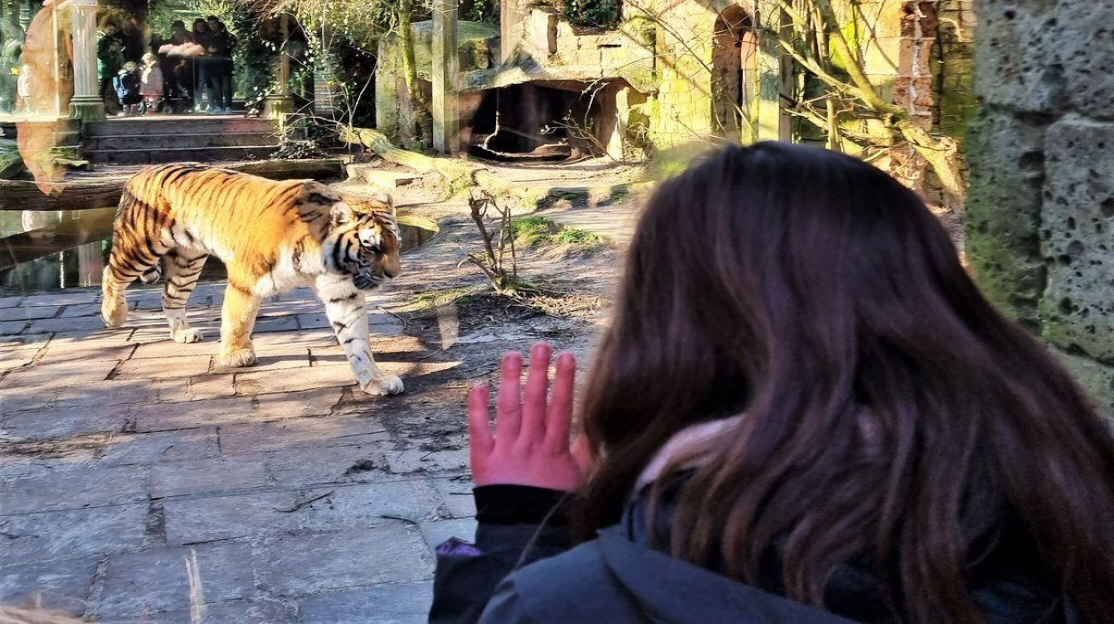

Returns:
100,163,406,396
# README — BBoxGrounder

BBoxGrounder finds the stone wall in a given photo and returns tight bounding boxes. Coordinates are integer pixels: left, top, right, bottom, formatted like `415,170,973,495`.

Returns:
932,0,976,143
967,1,1114,413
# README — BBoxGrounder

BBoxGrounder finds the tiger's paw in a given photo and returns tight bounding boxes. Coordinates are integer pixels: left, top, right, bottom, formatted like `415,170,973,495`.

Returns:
172,328,205,344
101,297,128,328
361,375,404,396
220,348,257,367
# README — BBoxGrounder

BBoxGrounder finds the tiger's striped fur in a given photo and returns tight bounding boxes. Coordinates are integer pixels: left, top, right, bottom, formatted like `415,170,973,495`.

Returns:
101,163,405,396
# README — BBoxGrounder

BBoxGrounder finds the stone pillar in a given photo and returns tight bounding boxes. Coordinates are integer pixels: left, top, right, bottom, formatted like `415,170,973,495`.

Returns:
754,0,788,142
264,13,296,120
67,0,104,121
967,2,1114,414
431,0,460,154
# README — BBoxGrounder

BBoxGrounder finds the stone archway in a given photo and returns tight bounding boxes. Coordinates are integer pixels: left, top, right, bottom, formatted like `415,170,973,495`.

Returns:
711,4,757,140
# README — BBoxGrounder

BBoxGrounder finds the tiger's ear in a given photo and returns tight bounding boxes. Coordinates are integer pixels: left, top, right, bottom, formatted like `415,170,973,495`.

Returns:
331,201,356,227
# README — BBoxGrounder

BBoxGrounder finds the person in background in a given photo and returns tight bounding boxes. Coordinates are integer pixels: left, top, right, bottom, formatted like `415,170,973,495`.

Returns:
16,63,32,114
204,17,235,115
96,22,125,114
190,18,210,113
430,142,1114,623
172,58,194,114
113,61,141,116
139,52,163,115
120,17,144,64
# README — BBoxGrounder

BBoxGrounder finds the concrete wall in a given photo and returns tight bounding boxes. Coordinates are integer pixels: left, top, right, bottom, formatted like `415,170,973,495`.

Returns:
967,1,1114,413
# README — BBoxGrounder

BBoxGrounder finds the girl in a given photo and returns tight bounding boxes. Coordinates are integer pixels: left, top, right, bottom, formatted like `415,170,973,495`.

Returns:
431,142,1114,622
139,53,163,115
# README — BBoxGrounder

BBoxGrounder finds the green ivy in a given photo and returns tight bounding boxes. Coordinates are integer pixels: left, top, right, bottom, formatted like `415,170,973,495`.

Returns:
563,0,620,29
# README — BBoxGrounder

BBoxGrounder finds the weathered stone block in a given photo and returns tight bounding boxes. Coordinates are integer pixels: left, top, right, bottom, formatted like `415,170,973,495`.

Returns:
264,444,391,487
133,397,254,433
0,465,146,514
162,481,440,545
0,306,58,322
95,542,255,619
973,0,1066,113
964,109,1047,325
218,414,389,456
0,403,130,441
0,504,147,566
1057,3,1114,119
0,557,98,615
1039,118,1114,361
95,428,219,467
149,455,270,498
257,524,433,596
297,582,433,623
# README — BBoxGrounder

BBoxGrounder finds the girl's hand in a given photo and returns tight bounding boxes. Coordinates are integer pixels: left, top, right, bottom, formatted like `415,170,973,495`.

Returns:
468,343,585,491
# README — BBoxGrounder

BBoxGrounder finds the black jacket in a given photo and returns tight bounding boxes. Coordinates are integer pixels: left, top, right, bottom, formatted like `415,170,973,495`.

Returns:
430,485,1079,623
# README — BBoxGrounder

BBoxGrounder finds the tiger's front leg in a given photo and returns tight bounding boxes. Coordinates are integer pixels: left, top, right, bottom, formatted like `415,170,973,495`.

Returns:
219,284,262,367
314,275,404,396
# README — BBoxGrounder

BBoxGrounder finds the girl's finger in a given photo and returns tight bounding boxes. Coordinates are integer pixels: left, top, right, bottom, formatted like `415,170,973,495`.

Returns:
543,352,576,453
518,343,552,449
467,385,494,458
494,351,523,445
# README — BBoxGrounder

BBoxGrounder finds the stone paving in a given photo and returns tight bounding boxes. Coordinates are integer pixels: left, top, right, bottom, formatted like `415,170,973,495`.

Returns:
0,280,479,623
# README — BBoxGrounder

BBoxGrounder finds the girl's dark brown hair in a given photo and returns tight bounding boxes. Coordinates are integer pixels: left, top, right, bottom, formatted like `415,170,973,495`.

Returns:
574,142,1114,622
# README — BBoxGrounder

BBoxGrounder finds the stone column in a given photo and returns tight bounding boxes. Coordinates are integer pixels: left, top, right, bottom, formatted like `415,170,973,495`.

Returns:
431,0,460,154
67,0,104,121
754,0,788,142
264,13,296,120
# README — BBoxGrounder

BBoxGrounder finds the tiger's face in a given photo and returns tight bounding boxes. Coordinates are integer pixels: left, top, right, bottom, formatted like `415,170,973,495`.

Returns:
327,194,402,291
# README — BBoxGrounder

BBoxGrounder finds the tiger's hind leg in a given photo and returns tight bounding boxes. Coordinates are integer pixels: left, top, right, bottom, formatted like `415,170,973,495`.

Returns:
162,248,209,343
218,284,261,367
102,221,168,328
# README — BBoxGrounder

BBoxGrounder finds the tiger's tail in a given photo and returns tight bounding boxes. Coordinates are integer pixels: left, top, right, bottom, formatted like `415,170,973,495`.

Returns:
102,180,168,327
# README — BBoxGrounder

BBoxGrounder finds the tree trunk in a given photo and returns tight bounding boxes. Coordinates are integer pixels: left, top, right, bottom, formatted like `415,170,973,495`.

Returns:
396,0,430,146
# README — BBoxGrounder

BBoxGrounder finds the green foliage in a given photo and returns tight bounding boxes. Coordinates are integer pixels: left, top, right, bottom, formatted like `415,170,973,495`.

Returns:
510,216,602,248
563,0,621,29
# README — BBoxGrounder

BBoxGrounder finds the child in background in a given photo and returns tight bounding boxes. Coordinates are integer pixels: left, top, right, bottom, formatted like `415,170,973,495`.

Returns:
16,64,32,113
139,53,163,115
113,61,141,116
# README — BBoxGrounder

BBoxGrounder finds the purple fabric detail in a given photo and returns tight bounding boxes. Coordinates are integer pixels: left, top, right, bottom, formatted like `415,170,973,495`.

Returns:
436,537,483,557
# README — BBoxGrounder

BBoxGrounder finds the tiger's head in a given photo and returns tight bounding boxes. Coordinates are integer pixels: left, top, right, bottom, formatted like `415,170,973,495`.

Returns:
325,192,402,291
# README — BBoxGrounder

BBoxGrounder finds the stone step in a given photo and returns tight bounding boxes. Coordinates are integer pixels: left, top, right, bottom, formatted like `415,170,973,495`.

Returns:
84,117,276,138
85,145,279,165
345,164,420,188
85,132,278,151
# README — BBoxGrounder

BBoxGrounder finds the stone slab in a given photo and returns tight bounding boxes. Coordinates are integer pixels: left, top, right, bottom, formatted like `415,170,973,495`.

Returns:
0,306,59,322
0,557,98,615
133,397,254,433
114,354,214,380
0,465,146,514
34,342,137,366
149,455,271,498
297,582,433,624
258,524,433,596
218,415,389,456
95,428,219,467
58,303,103,318
26,316,111,334
162,480,440,545
264,444,391,488
95,542,255,619
0,404,131,441
0,504,148,566
104,600,292,624
235,364,358,395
